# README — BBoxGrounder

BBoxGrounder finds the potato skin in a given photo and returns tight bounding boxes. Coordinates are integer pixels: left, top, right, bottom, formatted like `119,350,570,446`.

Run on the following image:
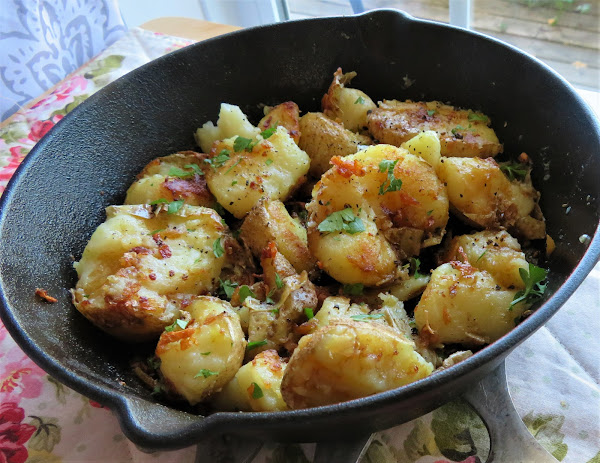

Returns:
436,156,540,232
258,102,301,144
322,68,377,132
212,349,288,412
280,320,433,409
440,230,528,289
240,198,314,273
71,205,227,342
205,127,310,218
414,262,526,346
156,296,245,405
124,152,213,207
299,112,371,177
367,100,502,157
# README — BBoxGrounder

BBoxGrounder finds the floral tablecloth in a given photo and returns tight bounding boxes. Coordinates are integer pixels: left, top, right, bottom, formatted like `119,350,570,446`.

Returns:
0,27,599,463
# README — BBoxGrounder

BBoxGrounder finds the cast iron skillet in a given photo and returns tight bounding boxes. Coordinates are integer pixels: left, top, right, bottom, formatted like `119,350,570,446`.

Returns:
0,9,599,460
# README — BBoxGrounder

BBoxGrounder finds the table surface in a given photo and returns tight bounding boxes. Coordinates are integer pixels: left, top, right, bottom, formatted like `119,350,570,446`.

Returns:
0,17,598,463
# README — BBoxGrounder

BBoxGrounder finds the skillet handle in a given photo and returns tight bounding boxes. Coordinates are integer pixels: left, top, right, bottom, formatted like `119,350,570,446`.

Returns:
462,361,557,463
312,362,557,463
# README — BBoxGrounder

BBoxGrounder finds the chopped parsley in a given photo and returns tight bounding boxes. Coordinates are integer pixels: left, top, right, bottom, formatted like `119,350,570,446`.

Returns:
201,352,211,356
410,257,422,279
500,161,528,181
468,112,489,123
510,263,548,310
265,159,273,165
426,109,436,116
378,159,403,195
265,288,275,304
149,198,169,205
275,273,284,289
213,237,225,258
261,127,277,139
231,180,238,186
148,228,165,236
304,307,314,320
318,208,365,235
168,164,204,178
476,250,488,262
343,283,364,296
246,340,268,351
164,319,189,332
167,199,184,214
225,158,242,174
350,313,384,321
354,96,365,105
238,285,256,303
250,382,263,399
219,279,238,299
195,369,218,378
233,136,257,152
204,149,231,169
451,125,468,135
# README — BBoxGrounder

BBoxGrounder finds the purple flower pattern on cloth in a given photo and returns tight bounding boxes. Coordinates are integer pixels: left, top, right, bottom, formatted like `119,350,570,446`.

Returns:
0,0,127,120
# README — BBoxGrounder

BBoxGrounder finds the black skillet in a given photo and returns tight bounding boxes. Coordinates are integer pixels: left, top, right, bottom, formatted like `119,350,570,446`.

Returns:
0,9,599,462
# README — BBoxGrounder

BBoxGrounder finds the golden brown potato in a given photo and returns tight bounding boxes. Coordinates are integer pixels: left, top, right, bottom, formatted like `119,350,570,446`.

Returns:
240,198,315,274
299,112,372,177
367,100,502,157
322,68,377,132
440,230,528,289
307,144,448,285
414,262,527,346
245,249,317,356
156,296,245,405
124,152,214,207
212,350,288,412
258,102,301,144
71,205,227,342
280,320,433,408
436,156,544,235
204,127,310,218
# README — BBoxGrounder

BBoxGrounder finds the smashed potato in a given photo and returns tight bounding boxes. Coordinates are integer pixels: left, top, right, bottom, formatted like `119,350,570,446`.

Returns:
367,100,503,157
281,320,433,408
73,67,549,413
156,297,245,405
71,205,226,342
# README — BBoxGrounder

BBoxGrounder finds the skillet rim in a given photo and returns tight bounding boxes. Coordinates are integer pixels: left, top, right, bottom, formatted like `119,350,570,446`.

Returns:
1,8,599,449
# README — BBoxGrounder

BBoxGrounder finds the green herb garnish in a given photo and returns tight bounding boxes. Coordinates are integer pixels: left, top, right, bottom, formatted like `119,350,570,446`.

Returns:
304,307,314,320
250,382,263,399
246,340,268,351
219,279,238,299
233,136,257,152
238,285,256,303
148,228,165,236
213,237,225,258
350,313,384,321
476,250,488,262
510,263,548,310
468,112,489,123
167,199,184,214
427,109,436,116
378,159,403,195
500,161,528,182
410,257,422,279
165,319,189,332
343,283,364,295
354,96,365,105
195,369,218,378
261,127,277,139
201,352,211,356
318,208,365,235
265,159,273,165
275,273,284,289
149,198,169,205
204,149,231,169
